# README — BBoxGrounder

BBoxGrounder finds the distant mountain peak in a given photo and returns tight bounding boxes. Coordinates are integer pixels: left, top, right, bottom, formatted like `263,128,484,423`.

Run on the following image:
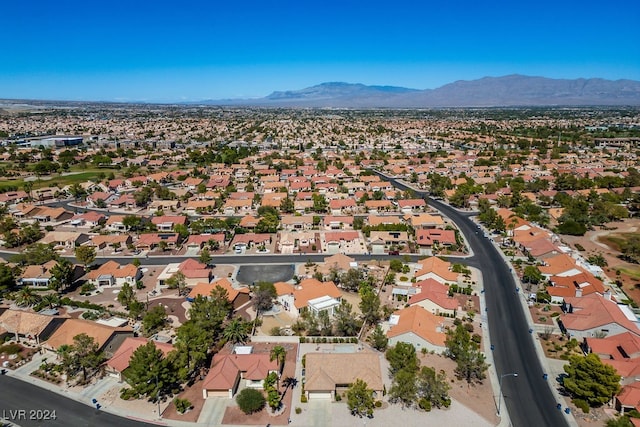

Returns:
199,75,640,107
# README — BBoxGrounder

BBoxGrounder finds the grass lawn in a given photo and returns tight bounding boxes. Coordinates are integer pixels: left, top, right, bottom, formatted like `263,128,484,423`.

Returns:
619,266,640,281
599,232,640,252
0,168,120,191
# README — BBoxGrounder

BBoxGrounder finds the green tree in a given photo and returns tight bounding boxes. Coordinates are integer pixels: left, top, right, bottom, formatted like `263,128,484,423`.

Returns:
0,263,17,293
165,271,187,296
388,369,418,408
14,287,41,307
445,324,489,383
312,193,328,213
236,388,265,414
522,266,543,284
367,325,388,352
416,366,451,409
386,342,419,376
222,318,250,345
10,243,58,266
279,196,295,214
341,268,364,292
173,321,210,380
41,293,60,309
346,379,375,418
143,305,168,337
389,259,403,272
606,416,634,427
59,333,104,384
49,259,75,293
117,282,136,309
125,341,175,399
74,245,96,269
198,247,212,265
563,353,621,407
359,284,381,325
333,300,361,337
270,345,286,375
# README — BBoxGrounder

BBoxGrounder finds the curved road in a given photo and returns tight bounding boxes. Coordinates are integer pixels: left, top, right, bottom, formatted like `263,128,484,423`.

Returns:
383,175,568,427
0,374,153,427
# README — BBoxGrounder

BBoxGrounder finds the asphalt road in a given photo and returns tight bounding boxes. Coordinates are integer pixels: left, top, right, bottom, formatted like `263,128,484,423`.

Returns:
0,375,153,427
382,174,569,427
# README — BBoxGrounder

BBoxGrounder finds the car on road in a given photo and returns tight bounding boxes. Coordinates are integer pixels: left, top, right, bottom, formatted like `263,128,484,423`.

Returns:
388,250,399,255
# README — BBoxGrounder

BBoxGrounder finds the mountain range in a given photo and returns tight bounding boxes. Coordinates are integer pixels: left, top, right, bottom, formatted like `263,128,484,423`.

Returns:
201,75,640,107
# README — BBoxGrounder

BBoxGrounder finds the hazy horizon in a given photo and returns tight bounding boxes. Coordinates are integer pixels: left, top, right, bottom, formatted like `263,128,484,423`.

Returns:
3,0,639,102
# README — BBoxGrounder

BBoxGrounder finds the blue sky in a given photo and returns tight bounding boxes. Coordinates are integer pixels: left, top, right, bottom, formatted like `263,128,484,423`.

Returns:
2,0,639,102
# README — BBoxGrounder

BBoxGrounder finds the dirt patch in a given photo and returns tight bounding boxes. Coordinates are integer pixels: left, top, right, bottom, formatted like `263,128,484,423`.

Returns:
539,334,581,360
560,218,640,301
162,376,206,422
529,304,562,326
418,353,499,426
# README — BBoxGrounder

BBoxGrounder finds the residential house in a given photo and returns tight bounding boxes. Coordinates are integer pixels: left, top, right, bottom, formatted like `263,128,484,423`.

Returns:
18,260,59,288
0,309,65,345
415,229,457,255
156,259,212,289
322,216,354,230
106,337,174,381
105,215,128,232
202,347,279,398
387,305,448,353
148,200,181,214
559,294,640,339
281,215,315,231
151,215,187,232
547,272,606,303
42,318,133,358
585,332,640,386
69,211,106,228
328,199,357,215
323,231,362,255
88,234,132,252
231,233,272,250
28,206,74,225
404,213,445,229
316,254,357,277
414,257,460,284
369,231,409,255
397,199,426,214
408,279,459,317
86,260,141,288
186,278,250,310
304,352,383,400
184,234,225,251
39,231,90,250
275,278,342,318
135,233,179,251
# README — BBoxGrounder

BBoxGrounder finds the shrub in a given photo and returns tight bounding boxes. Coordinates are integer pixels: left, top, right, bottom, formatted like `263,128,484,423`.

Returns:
374,400,382,408
0,343,22,355
295,407,302,414
236,388,266,414
573,398,590,413
335,393,341,402
119,387,138,400
174,398,192,414
418,398,431,411
574,243,585,251
300,395,308,403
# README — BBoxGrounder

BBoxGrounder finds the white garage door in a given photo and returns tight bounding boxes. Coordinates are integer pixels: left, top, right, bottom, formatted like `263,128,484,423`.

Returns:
309,392,332,399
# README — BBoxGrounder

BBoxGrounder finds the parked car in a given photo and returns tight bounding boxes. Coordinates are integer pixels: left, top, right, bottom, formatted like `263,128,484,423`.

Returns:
388,250,400,255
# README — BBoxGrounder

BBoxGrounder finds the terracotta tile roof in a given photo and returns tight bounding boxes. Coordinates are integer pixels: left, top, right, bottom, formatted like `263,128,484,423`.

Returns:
44,318,132,350
151,215,187,226
0,309,58,337
304,353,383,392
87,260,139,280
414,257,459,282
202,352,278,391
548,272,605,298
397,199,426,208
539,253,580,276
324,231,359,243
386,305,447,347
617,383,640,410
415,229,456,246
275,278,341,309
409,279,459,310
188,278,249,302
20,260,58,280
561,294,640,335
106,337,174,373
328,199,356,209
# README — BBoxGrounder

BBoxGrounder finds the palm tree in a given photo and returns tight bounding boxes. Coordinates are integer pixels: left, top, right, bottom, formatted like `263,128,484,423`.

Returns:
41,293,60,309
15,287,40,307
270,345,286,374
269,345,287,391
222,318,249,345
